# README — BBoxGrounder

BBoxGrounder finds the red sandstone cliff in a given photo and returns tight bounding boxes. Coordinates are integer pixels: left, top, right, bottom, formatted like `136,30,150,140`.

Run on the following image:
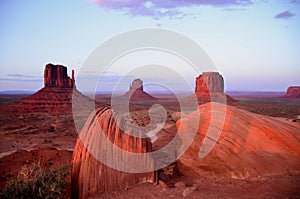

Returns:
285,86,300,98
44,63,75,88
176,102,300,179
1,63,100,113
71,107,156,199
195,72,224,94
189,72,235,104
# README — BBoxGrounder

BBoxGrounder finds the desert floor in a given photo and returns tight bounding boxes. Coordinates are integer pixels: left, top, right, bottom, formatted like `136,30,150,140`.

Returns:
0,92,299,198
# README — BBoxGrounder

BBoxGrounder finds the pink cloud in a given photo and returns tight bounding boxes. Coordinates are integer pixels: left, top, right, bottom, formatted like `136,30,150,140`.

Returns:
91,0,253,19
274,10,295,19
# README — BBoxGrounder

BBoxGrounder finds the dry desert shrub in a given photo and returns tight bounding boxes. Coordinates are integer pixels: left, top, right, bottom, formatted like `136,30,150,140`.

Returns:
0,161,70,199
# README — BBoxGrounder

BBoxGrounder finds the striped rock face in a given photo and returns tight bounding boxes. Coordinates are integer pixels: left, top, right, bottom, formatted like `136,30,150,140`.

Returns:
195,72,224,95
176,102,300,179
44,63,75,88
71,107,156,199
188,72,235,104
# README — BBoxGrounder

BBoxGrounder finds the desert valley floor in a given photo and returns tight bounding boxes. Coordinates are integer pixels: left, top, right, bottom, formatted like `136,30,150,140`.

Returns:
0,90,300,198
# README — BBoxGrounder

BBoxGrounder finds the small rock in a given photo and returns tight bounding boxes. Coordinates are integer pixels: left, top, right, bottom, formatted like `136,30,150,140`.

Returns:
158,180,168,188
182,187,197,197
174,181,185,188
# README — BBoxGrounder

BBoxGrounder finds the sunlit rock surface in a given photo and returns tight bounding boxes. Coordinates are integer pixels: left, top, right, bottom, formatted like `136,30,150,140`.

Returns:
71,107,156,199
176,102,300,179
189,72,235,104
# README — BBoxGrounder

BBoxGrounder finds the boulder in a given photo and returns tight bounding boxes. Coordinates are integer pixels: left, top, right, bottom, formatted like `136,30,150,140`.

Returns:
176,102,300,179
71,107,156,199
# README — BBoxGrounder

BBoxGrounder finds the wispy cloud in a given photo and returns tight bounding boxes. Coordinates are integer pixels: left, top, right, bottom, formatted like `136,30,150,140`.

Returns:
274,10,295,19
0,74,43,82
285,0,296,3
7,74,39,78
91,0,253,19
0,78,42,82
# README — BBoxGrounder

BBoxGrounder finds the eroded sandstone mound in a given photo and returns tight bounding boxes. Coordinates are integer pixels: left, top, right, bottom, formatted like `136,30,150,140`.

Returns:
71,107,156,199
125,79,156,101
285,86,300,98
176,102,300,179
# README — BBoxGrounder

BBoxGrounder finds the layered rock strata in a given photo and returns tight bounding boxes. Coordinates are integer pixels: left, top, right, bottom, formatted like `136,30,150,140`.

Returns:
176,102,300,179
71,107,156,199
192,72,235,104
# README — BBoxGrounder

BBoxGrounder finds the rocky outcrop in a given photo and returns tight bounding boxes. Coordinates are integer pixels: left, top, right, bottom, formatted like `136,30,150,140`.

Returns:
176,102,300,179
125,79,156,101
285,86,300,98
44,63,75,88
195,72,224,95
1,64,101,113
129,78,143,92
71,107,156,199
188,72,235,104
3,87,93,113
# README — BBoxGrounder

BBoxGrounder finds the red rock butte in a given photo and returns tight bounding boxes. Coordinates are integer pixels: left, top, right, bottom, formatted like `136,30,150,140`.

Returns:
2,63,94,113
125,79,156,101
44,63,75,88
285,86,300,98
191,72,235,104
195,72,224,95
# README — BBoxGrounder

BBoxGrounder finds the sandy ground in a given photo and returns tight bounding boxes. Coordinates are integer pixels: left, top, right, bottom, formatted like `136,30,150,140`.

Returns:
0,93,300,198
96,175,300,199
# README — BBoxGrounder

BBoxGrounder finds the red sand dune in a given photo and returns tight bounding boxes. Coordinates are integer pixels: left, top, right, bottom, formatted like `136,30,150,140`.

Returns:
176,102,300,179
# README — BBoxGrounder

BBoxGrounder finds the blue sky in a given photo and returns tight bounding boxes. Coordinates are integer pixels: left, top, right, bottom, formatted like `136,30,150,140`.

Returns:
0,0,299,92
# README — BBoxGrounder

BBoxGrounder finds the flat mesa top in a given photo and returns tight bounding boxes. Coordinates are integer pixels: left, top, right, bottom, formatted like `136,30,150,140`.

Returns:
201,72,220,75
288,86,300,89
45,63,67,69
